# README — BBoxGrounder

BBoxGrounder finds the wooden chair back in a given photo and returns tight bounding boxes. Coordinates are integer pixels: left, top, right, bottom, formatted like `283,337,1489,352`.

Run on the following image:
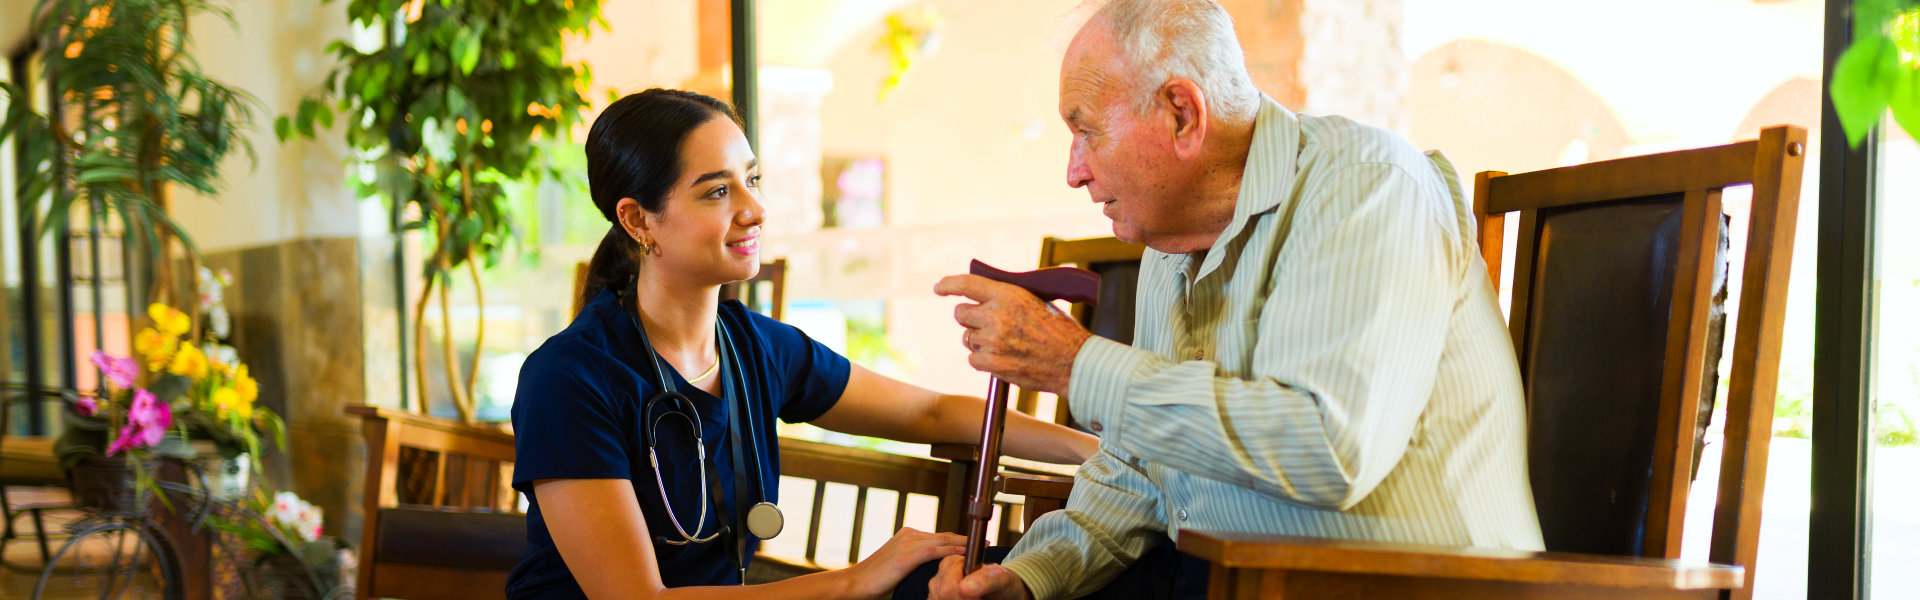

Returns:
1476,125,1805,596
720,258,787,320
349,405,522,600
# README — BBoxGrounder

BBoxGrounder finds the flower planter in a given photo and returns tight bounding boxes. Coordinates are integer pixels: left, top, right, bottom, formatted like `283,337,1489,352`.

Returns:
243,548,343,600
67,455,156,515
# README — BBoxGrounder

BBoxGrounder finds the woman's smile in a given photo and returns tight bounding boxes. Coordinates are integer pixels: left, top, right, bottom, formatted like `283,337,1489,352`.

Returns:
725,230,760,256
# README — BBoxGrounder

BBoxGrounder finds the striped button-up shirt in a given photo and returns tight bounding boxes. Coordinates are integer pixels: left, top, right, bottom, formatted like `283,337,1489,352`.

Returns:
1001,96,1545,600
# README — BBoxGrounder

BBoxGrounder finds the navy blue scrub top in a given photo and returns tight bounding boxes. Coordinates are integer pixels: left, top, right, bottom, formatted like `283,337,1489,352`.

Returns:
506,287,851,598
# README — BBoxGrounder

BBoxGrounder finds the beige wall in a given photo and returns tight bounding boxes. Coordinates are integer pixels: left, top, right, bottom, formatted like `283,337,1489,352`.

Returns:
165,0,358,254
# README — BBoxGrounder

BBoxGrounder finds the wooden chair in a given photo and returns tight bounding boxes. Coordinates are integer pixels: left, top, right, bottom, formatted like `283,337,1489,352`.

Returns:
0,384,79,565
1175,125,1807,599
349,405,523,600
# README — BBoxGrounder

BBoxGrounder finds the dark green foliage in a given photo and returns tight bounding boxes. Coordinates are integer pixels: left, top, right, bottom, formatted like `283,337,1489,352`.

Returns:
279,0,604,277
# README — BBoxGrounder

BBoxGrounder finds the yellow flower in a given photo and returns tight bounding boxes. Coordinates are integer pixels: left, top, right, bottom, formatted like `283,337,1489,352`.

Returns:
234,365,258,404
211,387,252,420
168,343,208,380
148,303,190,337
133,328,175,372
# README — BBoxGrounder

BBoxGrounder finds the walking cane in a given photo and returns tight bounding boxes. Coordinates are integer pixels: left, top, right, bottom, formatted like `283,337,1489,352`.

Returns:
962,259,1099,574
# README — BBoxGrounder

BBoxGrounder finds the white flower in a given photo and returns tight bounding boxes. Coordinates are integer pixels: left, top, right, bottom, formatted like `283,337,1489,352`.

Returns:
272,491,301,527
210,305,231,339
210,344,240,368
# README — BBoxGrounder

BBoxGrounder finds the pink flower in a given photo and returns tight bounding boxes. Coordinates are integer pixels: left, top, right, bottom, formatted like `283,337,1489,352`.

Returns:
74,397,98,417
89,351,138,390
106,390,172,456
128,389,170,428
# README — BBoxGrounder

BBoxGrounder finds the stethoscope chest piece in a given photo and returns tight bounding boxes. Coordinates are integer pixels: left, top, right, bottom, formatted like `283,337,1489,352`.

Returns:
746,501,784,539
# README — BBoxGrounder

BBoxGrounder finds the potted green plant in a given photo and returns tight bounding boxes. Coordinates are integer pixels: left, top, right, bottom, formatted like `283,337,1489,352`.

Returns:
278,0,604,422
0,0,258,312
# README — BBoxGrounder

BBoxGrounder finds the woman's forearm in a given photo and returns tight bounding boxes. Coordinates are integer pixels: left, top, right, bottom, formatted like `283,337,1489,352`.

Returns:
934,393,1098,465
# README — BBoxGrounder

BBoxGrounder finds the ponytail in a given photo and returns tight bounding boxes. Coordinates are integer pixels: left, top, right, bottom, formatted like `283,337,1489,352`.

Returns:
580,225,640,312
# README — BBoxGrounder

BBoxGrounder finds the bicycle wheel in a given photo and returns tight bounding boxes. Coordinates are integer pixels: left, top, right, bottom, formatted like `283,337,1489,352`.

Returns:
32,517,183,600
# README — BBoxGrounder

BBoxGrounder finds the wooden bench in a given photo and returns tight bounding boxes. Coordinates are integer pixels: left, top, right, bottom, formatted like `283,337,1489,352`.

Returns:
349,405,977,597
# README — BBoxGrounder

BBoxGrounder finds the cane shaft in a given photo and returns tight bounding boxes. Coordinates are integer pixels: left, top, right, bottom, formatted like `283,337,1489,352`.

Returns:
963,377,1012,574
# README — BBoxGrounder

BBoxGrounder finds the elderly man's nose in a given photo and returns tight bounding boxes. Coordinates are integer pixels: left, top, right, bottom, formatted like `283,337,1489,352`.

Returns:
1067,144,1093,189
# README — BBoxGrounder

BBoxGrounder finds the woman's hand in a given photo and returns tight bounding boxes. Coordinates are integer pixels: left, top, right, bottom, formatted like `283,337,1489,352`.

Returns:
837,528,967,599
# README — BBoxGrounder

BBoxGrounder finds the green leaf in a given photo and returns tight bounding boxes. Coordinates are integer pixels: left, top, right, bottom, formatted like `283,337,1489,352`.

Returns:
447,88,471,117
414,51,432,75
74,166,137,185
1830,35,1897,148
1888,67,1920,146
502,50,518,70
456,32,481,75
458,217,482,244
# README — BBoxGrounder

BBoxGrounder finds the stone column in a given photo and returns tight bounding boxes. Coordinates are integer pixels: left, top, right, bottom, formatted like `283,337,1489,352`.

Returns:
1219,0,1408,132
203,238,368,545
1298,0,1408,133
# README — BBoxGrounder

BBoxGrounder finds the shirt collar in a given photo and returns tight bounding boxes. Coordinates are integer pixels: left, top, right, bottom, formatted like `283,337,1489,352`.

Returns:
1187,94,1301,282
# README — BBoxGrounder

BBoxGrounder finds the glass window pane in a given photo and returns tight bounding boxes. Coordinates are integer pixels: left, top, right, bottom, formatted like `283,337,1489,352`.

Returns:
1871,119,1920,595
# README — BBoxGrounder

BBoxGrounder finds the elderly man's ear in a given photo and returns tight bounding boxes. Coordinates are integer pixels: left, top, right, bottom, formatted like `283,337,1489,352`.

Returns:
1161,78,1209,159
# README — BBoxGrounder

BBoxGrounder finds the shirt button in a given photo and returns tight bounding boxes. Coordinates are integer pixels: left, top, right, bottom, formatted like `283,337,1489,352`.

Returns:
1088,421,1104,433
1177,509,1189,521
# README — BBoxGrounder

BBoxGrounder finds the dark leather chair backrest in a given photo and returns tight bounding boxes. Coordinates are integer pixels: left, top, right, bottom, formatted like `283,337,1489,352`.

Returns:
1084,260,1140,346
1478,125,1806,594
1519,194,1729,557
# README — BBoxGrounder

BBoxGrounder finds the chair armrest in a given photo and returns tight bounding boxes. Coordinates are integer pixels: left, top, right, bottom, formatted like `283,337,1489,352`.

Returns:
929,442,1079,477
1174,530,1742,590
1002,472,1072,501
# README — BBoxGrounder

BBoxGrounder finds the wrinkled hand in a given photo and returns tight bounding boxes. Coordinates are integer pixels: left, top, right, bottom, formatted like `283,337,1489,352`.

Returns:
934,274,1092,396
926,555,1032,600
840,528,967,599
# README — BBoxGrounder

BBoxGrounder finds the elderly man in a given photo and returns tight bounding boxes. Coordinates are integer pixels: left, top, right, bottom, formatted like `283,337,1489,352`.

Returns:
921,1,1544,599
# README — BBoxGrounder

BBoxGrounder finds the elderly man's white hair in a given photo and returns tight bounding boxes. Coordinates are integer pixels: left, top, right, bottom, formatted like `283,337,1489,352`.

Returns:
1089,0,1261,124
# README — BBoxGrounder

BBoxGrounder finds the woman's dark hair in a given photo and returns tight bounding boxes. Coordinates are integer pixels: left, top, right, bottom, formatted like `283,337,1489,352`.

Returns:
578,88,741,310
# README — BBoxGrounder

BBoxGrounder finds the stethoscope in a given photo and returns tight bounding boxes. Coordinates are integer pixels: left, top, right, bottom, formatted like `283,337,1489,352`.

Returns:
623,283,783,583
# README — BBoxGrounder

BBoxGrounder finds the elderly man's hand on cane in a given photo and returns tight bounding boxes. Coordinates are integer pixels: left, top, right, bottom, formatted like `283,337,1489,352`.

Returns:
926,555,1032,600
934,274,1093,395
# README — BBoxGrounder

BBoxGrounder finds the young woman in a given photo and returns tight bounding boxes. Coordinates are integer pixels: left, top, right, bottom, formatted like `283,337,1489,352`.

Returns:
507,89,1099,600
